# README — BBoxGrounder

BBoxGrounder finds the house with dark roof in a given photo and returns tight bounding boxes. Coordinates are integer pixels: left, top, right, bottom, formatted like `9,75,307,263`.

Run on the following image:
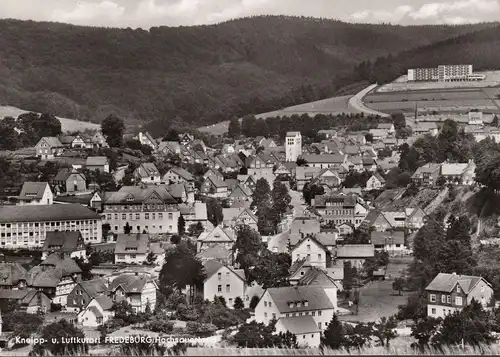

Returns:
197,245,233,265
135,132,158,151
228,183,253,202
42,231,86,261
179,202,209,228
411,163,441,186
36,137,64,159
108,273,157,313
290,235,333,269
254,285,338,347
52,168,87,194
0,263,28,289
222,207,258,231
309,168,342,195
85,156,110,173
163,167,195,188
202,260,246,308
370,231,405,253
313,194,368,228
71,134,94,149
0,289,51,314
200,176,228,198
302,154,348,170
425,273,494,318
134,162,161,185
26,253,82,305
360,209,393,232
77,295,114,327
114,233,149,264
297,265,344,291
276,316,321,347
15,182,53,206
66,278,108,313
335,244,375,269
295,167,323,191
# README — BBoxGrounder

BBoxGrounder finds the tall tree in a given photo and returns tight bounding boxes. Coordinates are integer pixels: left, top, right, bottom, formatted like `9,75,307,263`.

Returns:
233,225,263,280
250,178,271,210
101,114,125,147
159,242,206,297
206,198,224,227
251,250,291,288
321,314,347,350
177,215,186,236
272,179,291,223
227,116,241,139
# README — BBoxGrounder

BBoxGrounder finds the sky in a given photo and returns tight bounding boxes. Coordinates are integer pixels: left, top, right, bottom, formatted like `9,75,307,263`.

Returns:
0,0,499,28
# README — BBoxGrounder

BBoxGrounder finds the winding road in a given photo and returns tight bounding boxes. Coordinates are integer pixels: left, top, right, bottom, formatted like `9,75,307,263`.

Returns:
348,84,392,118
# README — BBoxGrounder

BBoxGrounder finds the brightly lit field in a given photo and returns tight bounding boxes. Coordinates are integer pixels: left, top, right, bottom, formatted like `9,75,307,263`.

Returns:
0,105,100,133
198,95,361,135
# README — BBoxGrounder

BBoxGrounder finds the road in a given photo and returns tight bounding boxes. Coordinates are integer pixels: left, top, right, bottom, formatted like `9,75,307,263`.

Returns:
348,84,392,118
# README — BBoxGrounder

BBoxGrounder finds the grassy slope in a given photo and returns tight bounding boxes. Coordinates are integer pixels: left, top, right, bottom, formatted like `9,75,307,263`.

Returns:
0,17,494,127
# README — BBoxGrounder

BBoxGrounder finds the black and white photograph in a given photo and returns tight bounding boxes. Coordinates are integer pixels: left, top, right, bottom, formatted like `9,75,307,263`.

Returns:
0,0,499,355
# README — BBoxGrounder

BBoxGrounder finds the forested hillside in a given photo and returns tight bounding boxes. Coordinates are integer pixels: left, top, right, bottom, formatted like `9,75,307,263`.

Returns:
0,16,496,131
355,24,500,84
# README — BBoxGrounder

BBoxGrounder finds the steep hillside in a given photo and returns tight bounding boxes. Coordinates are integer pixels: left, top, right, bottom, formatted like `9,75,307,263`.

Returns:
0,17,496,129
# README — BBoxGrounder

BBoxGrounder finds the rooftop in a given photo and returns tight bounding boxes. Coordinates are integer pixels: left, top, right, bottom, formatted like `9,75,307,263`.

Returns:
0,204,101,223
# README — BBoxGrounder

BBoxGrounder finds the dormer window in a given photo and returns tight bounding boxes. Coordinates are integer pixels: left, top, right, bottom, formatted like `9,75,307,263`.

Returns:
304,301,309,307
127,195,134,202
297,302,302,308
457,286,461,293
289,302,294,308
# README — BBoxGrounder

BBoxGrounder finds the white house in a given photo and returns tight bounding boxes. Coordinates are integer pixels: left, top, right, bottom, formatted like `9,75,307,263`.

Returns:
77,295,114,327
202,260,246,308
108,273,158,313
275,316,321,348
135,132,158,150
197,226,235,253
370,231,405,254
16,182,53,206
35,137,64,159
285,132,302,162
114,233,149,264
254,285,338,347
365,173,386,190
291,236,329,269
134,163,161,185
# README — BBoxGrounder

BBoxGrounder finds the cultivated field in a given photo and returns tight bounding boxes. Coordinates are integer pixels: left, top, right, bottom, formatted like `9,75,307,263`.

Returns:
364,87,500,115
198,95,360,135
0,105,100,133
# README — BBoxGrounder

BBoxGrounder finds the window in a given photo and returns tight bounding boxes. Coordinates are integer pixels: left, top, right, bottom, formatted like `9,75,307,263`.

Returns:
311,311,315,316
307,244,311,251
430,294,436,302
226,284,230,292
441,295,446,303
269,302,272,308
264,312,268,318
229,298,233,305
218,272,222,280
136,213,140,220
481,285,485,293
318,311,322,316
318,322,322,329
145,213,150,220
455,297,463,306
168,213,173,220
318,254,321,260
121,214,126,220
217,285,222,292
152,213,156,220
431,308,436,315
226,272,230,280
159,213,163,219
264,301,267,307
447,295,451,304
457,286,461,293
272,313,276,319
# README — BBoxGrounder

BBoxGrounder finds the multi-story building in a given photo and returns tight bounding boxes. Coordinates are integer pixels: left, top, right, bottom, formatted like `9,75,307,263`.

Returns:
102,185,180,235
0,204,102,248
202,260,246,308
109,273,157,313
135,132,158,151
407,64,482,82
285,132,302,162
35,137,64,160
134,163,161,185
425,273,494,318
411,163,441,186
313,194,368,228
114,233,149,264
254,285,338,347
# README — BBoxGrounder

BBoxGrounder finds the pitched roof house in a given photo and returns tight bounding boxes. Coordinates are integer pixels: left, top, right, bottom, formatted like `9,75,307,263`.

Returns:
425,273,494,318
42,231,86,261
201,260,246,308
36,137,64,159
134,163,161,185
16,182,53,206
85,156,110,173
108,273,158,313
197,226,235,253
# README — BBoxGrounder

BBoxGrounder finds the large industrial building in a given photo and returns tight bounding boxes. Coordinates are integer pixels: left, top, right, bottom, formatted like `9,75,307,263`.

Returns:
407,65,485,82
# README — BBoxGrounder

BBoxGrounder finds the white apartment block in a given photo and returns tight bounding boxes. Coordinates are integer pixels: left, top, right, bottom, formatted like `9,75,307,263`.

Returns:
285,132,302,162
0,204,102,248
407,64,484,82
102,186,180,235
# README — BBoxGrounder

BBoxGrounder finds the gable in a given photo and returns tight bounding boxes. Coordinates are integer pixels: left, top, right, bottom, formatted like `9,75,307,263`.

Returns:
207,227,232,242
144,191,164,204
294,237,324,253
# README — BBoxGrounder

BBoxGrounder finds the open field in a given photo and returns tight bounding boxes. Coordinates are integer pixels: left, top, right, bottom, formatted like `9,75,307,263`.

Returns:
380,71,500,92
198,95,360,135
364,87,500,115
0,105,100,133
339,259,410,323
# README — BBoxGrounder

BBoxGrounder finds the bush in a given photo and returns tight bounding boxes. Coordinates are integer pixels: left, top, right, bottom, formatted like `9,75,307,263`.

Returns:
146,319,174,333
186,322,217,337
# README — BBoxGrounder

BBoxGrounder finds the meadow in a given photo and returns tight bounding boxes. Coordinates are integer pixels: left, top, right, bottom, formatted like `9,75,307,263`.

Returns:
0,105,100,133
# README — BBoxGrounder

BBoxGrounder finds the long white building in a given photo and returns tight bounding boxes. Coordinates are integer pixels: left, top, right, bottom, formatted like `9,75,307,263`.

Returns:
0,204,102,248
408,64,484,82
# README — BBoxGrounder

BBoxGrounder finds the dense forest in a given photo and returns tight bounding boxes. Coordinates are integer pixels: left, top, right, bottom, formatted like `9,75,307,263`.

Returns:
0,16,497,130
